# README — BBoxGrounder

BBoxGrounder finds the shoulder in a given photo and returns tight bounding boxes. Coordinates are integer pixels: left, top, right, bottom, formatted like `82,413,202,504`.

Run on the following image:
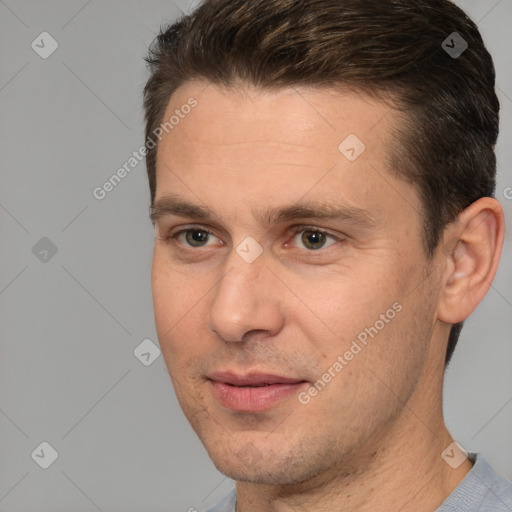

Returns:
437,453,512,511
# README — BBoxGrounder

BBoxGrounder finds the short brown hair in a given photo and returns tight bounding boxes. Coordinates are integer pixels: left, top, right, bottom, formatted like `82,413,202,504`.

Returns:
143,0,499,367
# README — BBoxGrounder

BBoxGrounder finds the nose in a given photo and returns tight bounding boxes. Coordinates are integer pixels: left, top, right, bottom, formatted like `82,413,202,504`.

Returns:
208,248,285,343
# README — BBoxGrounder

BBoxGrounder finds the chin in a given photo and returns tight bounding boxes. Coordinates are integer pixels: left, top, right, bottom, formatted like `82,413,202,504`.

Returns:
214,463,302,485
207,444,318,486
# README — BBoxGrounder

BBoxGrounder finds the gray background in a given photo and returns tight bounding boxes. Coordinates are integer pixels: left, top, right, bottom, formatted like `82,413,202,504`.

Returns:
0,1,511,511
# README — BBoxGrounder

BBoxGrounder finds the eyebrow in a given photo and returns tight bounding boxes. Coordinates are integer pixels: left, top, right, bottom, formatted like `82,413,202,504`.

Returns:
150,193,377,229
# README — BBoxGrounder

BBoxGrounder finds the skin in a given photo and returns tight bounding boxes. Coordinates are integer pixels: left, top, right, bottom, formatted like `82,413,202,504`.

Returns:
150,81,505,512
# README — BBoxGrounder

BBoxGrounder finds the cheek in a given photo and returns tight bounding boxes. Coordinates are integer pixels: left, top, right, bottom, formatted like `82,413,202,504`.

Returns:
287,260,425,394
151,254,213,363
288,263,403,347
295,294,431,444
152,252,195,328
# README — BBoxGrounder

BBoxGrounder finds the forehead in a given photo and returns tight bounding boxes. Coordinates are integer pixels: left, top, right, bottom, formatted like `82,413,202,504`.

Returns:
158,81,394,157
153,81,418,229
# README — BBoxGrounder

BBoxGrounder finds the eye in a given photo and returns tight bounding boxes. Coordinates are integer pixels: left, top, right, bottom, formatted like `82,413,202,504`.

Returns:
169,227,221,248
291,227,338,250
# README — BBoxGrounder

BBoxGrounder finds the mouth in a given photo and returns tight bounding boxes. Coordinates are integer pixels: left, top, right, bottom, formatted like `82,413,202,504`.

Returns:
208,371,309,412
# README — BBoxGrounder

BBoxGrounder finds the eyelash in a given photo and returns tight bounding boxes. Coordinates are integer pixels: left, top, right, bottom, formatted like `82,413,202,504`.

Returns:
163,225,341,250
164,226,215,245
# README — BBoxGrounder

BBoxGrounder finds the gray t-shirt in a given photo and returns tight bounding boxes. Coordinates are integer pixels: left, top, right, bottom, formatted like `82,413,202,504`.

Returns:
206,453,512,512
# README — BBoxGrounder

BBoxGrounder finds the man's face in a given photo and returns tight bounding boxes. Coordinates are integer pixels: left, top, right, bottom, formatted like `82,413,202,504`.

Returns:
151,82,442,484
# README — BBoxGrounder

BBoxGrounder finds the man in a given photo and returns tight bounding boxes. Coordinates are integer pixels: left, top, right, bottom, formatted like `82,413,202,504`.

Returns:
143,0,511,510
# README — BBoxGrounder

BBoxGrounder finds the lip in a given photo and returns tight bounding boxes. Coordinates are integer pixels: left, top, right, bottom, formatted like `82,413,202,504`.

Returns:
208,371,308,412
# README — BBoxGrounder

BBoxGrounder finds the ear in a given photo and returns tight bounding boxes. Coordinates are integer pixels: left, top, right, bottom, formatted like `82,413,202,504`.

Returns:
437,197,505,324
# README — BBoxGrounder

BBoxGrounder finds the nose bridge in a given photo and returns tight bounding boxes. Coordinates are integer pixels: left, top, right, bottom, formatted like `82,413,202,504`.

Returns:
208,247,283,343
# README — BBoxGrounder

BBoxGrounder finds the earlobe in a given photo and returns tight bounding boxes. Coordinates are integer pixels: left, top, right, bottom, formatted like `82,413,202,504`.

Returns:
438,197,505,324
